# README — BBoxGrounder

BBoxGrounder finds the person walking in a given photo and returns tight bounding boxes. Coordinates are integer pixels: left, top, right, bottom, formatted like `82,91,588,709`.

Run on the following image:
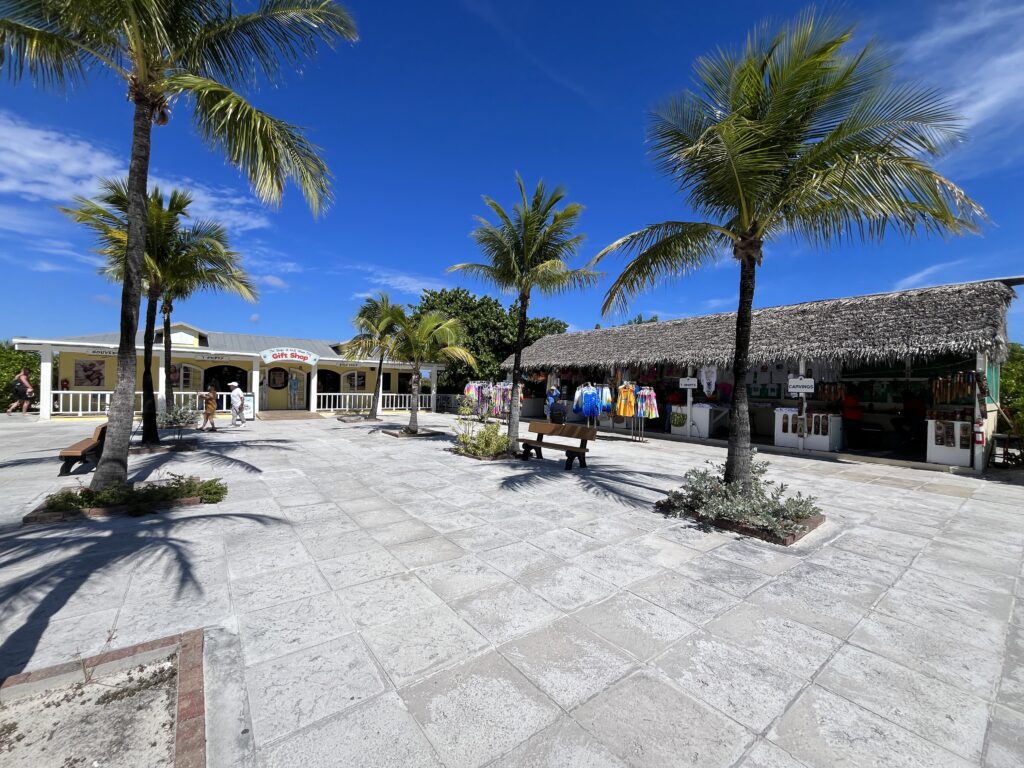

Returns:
229,381,245,427
6,367,34,414
199,384,218,431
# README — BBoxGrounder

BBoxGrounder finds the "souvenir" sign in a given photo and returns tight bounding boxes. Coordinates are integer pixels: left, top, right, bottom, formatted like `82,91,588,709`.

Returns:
678,377,698,390
259,347,320,366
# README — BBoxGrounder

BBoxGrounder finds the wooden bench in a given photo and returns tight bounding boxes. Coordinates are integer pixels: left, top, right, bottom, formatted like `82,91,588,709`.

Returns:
521,421,596,470
58,423,107,476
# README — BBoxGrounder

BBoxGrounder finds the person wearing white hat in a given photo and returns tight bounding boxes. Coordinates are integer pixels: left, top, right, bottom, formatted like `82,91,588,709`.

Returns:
229,381,245,427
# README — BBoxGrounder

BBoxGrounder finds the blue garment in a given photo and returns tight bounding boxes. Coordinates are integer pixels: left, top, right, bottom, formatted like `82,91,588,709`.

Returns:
581,387,601,418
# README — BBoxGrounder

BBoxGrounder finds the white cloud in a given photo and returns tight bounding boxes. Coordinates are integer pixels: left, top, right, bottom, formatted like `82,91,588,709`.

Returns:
249,313,260,323
700,295,737,311
253,274,289,290
351,291,376,300
239,241,304,273
892,260,967,290
92,294,116,305
897,0,1024,174
0,111,272,233
343,264,450,296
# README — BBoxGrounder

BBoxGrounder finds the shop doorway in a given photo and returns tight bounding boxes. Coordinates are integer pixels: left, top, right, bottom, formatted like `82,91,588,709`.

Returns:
317,369,341,394
204,365,247,392
262,365,310,410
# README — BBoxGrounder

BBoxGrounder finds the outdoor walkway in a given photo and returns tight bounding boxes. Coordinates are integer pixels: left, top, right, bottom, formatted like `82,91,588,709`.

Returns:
0,413,1022,767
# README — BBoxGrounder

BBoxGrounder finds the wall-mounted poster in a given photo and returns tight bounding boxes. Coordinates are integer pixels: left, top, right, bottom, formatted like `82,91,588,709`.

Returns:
74,359,106,387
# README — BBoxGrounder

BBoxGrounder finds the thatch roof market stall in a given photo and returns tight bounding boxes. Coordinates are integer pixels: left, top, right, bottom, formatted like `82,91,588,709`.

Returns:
506,279,1021,470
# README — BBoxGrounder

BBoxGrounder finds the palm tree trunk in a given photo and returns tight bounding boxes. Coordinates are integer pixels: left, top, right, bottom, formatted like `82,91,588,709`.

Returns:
91,99,152,490
506,292,530,456
162,297,174,401
367,350,385,420
140,285,160,444
723,239,760,490
407,369,421,434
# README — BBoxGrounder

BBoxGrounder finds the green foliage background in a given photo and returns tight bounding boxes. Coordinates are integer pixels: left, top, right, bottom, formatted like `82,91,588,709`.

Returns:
0,341,41,408
412,288,567,391
1000,342,1024,432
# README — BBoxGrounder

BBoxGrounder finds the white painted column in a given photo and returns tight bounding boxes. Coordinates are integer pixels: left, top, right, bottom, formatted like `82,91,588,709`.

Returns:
251,358,260,418
309,363,318,412
686,365,694,438
38,345,53,420
974,351,986,471
157,351,167,413
429,366,438,412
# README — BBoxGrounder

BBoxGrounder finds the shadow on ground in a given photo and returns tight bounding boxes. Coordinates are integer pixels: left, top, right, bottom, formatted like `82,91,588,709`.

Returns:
0,509,284,682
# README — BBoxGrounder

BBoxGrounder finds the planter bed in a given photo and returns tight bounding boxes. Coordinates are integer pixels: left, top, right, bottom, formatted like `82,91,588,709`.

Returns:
381,428,445,438
24,496,202,525
446,448,516,462
677,511,827,546
130,440,199,454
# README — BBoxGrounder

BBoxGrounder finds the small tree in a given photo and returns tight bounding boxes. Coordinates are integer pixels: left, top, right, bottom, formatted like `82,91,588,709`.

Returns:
390,310,476,434
340,292,403,420
449,174,597,454
595,10,983,490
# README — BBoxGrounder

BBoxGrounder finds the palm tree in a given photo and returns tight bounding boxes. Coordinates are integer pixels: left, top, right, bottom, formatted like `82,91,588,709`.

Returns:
61,179,256,442
340,292,403,420
449,174,598,453
594,11,983,491
1,1,357,488
390,310,476,434
157,231,256,404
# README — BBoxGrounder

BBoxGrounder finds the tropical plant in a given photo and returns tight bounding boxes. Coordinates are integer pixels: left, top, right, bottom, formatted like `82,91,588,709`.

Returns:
449,174,598,453
594,10,983,490
412,288,569,390
1,0,357,488
61,179,256,443
0,340,40,409
389,309,477,434
340,292,404,420
999,342,1024,433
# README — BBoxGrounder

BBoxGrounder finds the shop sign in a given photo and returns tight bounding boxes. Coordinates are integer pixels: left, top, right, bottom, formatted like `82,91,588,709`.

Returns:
243,393,255,421
86,348,117,357
259,347,320,366
678,377,698,390
787,377,816,395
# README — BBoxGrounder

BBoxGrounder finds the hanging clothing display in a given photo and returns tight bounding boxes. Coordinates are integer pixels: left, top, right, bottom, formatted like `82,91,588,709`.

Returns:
463,381,519,418
698,366,717,396
637,387,660,419
615,383,636,417
572,383,604,418
600,385,614,414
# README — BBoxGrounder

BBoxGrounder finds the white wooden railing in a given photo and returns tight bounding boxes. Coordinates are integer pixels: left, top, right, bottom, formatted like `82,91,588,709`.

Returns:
172,391,232,411
54,391,144,416
317,392,432,412
316,392,374,411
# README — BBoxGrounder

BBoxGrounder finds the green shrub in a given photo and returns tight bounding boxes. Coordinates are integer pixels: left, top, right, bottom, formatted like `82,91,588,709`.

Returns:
655,459,818,538
456,421,510,458
670,412,687,427
45,474,227,512
158,405,199,429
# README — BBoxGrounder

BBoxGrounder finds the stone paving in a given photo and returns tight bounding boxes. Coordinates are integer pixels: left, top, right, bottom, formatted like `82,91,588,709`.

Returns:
0,412,1022,767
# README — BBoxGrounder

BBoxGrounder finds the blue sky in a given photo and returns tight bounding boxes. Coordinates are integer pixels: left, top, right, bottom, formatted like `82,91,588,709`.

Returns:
1,0,1022,343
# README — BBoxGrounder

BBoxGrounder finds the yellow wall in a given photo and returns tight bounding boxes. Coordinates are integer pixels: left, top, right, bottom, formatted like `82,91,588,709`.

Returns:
59,351,159,391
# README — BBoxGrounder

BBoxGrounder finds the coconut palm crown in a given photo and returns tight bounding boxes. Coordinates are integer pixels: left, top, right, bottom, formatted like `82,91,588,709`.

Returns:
390,309,476,434
340,292,404,420
593,10,984,489
450,174,598,453
61,179,256,442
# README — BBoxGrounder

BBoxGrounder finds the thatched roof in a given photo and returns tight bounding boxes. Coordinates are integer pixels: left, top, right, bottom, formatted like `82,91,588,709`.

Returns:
506,279,1019,372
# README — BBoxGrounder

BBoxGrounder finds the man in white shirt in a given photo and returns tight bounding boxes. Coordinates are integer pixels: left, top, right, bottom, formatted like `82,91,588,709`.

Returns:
228,381,245,427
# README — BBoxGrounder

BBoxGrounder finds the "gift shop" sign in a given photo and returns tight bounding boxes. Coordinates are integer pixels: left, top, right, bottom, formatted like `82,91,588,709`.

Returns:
259,347,320,366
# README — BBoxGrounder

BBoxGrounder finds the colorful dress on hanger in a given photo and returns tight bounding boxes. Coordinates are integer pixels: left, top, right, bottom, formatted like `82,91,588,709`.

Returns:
581,385,601,418
615,384,636,417
637,387,660,419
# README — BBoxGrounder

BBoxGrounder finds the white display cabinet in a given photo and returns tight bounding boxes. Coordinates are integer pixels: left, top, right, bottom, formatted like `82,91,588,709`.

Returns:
926,419,972,467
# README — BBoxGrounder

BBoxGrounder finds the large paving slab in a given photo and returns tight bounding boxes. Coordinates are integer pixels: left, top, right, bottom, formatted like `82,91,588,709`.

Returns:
1,413,1023,767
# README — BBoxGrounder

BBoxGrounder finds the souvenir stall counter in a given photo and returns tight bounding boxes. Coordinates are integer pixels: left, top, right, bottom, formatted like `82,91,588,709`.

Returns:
926,412,973,467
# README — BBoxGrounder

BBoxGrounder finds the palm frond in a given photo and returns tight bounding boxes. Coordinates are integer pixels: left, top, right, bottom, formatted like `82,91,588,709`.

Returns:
179,0,357,87
596,222,727,315
163,72,331,215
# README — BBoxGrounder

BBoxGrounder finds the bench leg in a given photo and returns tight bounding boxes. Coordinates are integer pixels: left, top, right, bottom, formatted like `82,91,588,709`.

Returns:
521,445,532,460
564,453,576,471
59,457,77,476
578,453,587,469
534,445,543,460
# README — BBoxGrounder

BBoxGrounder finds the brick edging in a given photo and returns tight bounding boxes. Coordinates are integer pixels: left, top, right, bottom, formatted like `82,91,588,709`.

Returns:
0,629,207,768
